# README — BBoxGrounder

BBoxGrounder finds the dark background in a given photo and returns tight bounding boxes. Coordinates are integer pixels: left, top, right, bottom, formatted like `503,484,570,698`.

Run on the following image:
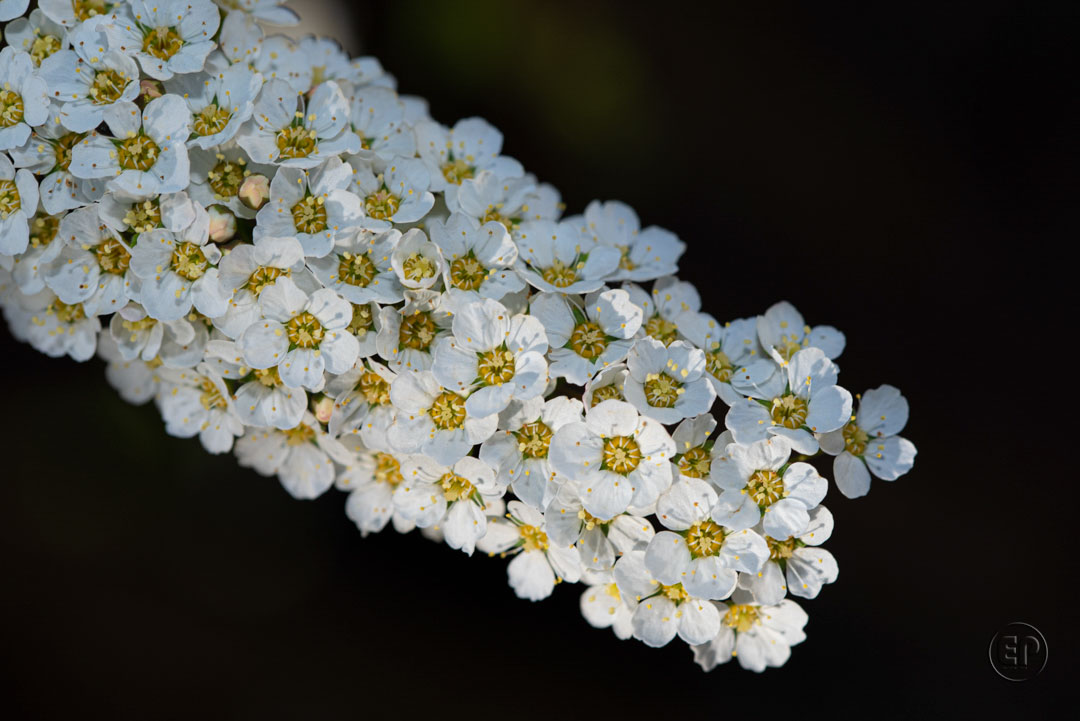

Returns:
2,1,1075,717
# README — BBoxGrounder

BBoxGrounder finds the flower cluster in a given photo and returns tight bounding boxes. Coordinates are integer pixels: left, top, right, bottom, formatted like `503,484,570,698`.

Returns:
0,0,917,672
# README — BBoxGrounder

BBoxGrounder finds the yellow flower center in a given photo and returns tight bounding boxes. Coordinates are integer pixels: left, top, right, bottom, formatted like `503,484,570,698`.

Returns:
617,245,636,271
449,253,487,291
337,251,376,287
541,258,578,288
644,314,678,345
74,0,109,22
199,377,227,411
193,103,232,137
286,312,323,349
401,252,436,281
120,317,155,341
0,89,24,128
247,266,288,298
283,423,316,446
439,472,474,502
51,299,86,323
29,213,60,248
30,34,64,66
773,337,805,362
255,366,283,387
767,536,798,561
477,347,515,385
643,373,682,408
89,68,128,105
514,421,553,459
116,133,160,171
170,241,207,280
686,520,724,558
52,132,81,171
374,452,403,487
142,25,184,60
290,195,327,234
94,238,131,275
207,157,247,199
356,369,390,405
519,524,549,552
590,384,622,407
481,205,514,232
706,348,733,381
440,157,474,185
677,446,711,478
123,198,161,232
842,421,869,456
577,508,608,531
348,303,374,336
661,583,690,603
771,394,808,429
724,604,760,633
276,125,317,159
0,179,21,218
603,435,641,474
364,188,400,220
399,311,437,350
570,321,608,359
746,469,786,507
429,391,467,430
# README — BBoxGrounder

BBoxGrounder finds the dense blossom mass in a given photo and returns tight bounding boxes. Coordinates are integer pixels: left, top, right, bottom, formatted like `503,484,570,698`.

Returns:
0,0,917,672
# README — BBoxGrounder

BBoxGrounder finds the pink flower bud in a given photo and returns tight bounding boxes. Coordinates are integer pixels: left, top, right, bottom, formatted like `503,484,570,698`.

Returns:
139,80,163,100
313,396,334,425
238,174,271,210
207,205,237,243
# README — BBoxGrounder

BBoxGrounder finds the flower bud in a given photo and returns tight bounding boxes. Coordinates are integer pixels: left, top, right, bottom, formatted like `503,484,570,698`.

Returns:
139,79,163,102
238,174,271,210
313,396,334,424
207,205,237,243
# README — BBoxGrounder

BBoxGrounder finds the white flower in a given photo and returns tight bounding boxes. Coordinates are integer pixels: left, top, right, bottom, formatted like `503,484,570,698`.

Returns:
237,275,358,391
531,287,643,386
669,414,725,482
414,117,523,197
187,143,274,218
431,297,549,418
216,9,262,67
204,338,308,431
612,549,722,647
723,346,853,454
645,478,770,600
388,227,445,291
623,275,700,345
624,337,716,424
265,36,389,95
386,369,498,465
515,218,620,295
578,200,684,282
476,500,582,600
254,157,364,257
8,208,65,294
818,384,916,498
691,597,808,672
42,204,133,316
549,399,675,520
544,483,655,571
0,0,29,23
129,204,230,321
108,302,204,364
0,47,48,150
69,93,192,196
324,357,396,445
307,227,404,305
100,0,220,80
9,115,102,214
37,0,106,27
739,505,838,604
0,152,40,256
214,0,298,26
19,289,101,360
479,395,583,509
680,313,770,406
3,9,69,67
710,437,827,539
156,363,245,454
396,454,502,555
351,156,434,226
582,363,629,409
757,300,845,363
338,444,415,537
427,212,522,301
452,170,547,233
346,84,414,167
238,78,360,168
98,331,165,404
374,289,453,373
235,414,354,499
214,234,310,338
164,55,261,149
579,571,634,640
99,189,197,236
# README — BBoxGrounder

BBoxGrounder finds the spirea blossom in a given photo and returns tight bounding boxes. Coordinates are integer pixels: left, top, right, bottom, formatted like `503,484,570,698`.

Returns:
0,1,916,672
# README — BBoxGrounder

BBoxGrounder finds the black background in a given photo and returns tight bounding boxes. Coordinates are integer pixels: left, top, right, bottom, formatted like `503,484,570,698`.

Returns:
1,1,1075,717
